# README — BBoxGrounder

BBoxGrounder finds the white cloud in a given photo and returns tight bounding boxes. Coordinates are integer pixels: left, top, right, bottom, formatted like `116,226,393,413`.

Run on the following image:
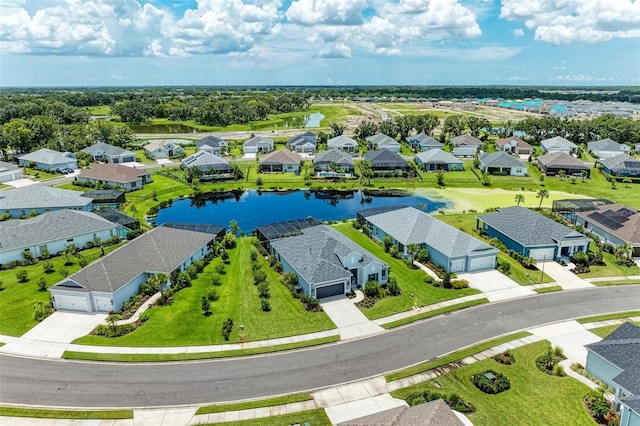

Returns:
553,61,566,70
286,0,367,25
513,28,524,37
315,43,351,58
500,0,640,45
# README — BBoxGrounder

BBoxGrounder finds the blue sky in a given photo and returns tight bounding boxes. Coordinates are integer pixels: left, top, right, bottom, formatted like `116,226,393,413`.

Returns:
0,0,638,87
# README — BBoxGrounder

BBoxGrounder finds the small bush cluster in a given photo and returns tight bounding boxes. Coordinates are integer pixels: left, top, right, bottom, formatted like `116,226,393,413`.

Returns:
251,253,271,311
585,388,620,426
33,301,54,322
221,318,234,340
535,347,566,376
493,350,515,365
406,389,475,413
471,370,511,394
509,251,537,269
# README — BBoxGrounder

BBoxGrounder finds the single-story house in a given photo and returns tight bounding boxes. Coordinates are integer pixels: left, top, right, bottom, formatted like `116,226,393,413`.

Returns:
450,134,482,157
585,322,640,425
81,142,136,164
265,223,389,299
95,209,140,231
313,149,354,176
587,138,630,159
243,136,274,154
143,140,185,159
478,151,527,176
338,399,465,426
196,135,229,156
161,222,226,241
576,204,640,257
0,186,93,218
49,226,215,312
495,137,532,155
599,153,640,177
82,189,126,210
361,206,498,273
76,163,152,192
363,149,408,172
18,148,77,171
181,150,234,179
0,160,23,183
415,149,463,171
406,133,442,152
477,206,591,261
259,149,302,173
286,132,317,154
365,133,401,153
537,152,591,177
634,143,640,153
0,209,124,265
328,135,358,153
540,136,578,155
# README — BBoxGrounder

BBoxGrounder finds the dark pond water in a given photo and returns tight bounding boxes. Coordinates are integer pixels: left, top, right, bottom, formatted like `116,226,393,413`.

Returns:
154,189,447,234
130,123,198,134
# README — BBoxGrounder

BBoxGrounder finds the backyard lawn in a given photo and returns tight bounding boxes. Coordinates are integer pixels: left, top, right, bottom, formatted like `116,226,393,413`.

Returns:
73,238,335,346
391,341,595,426
0,243,125,336
333,223,479,320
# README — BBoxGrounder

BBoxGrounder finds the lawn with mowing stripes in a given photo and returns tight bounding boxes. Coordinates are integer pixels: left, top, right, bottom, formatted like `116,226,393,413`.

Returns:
200,409,331,426
0,407,132,420
391,341,595,426
382,298,489,329
196,394,312,415
332,223,479,320
72,238,335,347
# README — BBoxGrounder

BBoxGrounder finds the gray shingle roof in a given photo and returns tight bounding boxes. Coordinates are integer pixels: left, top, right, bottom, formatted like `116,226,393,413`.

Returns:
270,225,387,286
243,135,274,148
478,206,588,247
479,151,526,168
78,163,149,183
339,399,464,426
50,227,214,293
81,142,134,157
259,149,301,165
537,152,589,170
0,209,118,252
495,137,531,149
366,133,400,148
328,135,358,148
408,133,441,147
181,151,232,170
587,138,622,153
18,148,76,166
366,207,498,258
599,153,640,173
416,149,462,165
196,135,228,149
0,186,93,211
586,322,640,394
451,134,482,146
541,136,577,150
363,149,408,169
313,149,354,166
621,395,640,414
286,134,317,148
0,161,21,172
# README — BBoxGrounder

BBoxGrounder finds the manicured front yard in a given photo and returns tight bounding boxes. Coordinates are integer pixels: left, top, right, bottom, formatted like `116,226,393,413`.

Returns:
333,223,479,320
580,251,640,278
0,243,125,336
73,238,335,346
391,341,595,426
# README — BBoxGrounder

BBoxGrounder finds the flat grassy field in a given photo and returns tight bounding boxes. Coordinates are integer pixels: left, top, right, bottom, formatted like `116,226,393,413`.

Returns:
391,341,595,426
0,244,125,336
73,238,335,346
333,223,479,319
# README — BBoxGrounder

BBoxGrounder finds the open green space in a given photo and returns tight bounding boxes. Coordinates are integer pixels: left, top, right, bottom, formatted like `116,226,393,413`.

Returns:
391,341,595,426
196,393,312,415
0,406,132,420
72,238,335,347
0,243,125,336
22,167,59,181
382,298,489,329
385,330,532,382
200,409,331,426
576,311,640,324
87,105,111,116
333,223,479,320
580,251,640,278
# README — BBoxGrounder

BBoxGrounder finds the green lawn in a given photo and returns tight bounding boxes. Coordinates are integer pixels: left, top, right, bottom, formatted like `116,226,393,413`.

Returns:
580,251,640,278
391,341,595,426
133,149,156,164
200,409,331,426
73,238,335,346
435,213,554,284
382,298,489,329
576,311,640,324
0,243,125,336
333,223,479,320
0,407,132,420
196,394,312,415
87,105,111,116
588,322,640,338
592,279,640,286
534,285,563,294
22,167,60,181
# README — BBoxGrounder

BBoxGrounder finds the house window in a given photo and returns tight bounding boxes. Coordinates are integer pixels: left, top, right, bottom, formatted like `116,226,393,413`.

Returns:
382,269,387,278
110,230,114,237
67,238,74,242
368,273,378,282
39,245,47,252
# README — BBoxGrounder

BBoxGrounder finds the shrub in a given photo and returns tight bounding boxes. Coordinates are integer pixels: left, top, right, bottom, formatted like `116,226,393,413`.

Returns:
364,280,381,298
16,269,28,283
126,229,144,240
451,279,469,289
250,250,258,262
77,255,88,268
442,272,452,289
206,287,219,301
173,272,192,291
211,274,222,286
253,269,267,285
257,282,270,299
389,245,400,258
222,318,234,340
261,298,271,312
387,277,402,296
43,260,55,274
406,389,475,413
571,250,590,266
498,260,511,274
59,268,69,278
493,350,515,365
37,277,48,291
536,346,566,375
214,263,225,275
424,276,436,285
33,301,54,322
201,296,211,315
471,370,511,394
417,249,430,262
187,264,199,280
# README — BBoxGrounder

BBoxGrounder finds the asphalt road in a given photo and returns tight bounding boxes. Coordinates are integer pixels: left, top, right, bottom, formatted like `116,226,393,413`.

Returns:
1,286,638,408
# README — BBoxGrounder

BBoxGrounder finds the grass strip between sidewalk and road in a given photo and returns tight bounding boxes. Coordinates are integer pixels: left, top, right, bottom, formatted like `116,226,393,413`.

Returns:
576,311,640,324
592,279,640,287
385,330,532,383
381,298,489,329
199,408,331,426
0,406,133,420
195,393,312,415
62,335,339,362
534,285,563,294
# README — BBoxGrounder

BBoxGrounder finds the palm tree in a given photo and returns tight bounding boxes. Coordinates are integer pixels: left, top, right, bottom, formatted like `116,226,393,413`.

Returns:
514,193,525,206
580,170,589,183
623,177,632,188
359,160,373,186
620,242,632,260
536,189,549,209
407,244,420,264
148,272,170,301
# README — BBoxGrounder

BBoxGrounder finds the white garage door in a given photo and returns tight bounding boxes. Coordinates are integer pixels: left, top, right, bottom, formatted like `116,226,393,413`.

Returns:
469,256,496,271
450,259,465,273
55,294,89,312
528,248,556,261
94,297,112,312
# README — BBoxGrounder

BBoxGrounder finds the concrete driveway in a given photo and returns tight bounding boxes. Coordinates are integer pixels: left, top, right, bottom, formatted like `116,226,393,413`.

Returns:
538,261,593,290
320,296,383,340
1,311,106,358
459,269,536,302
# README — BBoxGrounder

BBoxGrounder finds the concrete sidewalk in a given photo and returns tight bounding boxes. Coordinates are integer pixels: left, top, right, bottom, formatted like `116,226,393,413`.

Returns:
459,270,536,302
538,261,593,290
320,295,384,340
